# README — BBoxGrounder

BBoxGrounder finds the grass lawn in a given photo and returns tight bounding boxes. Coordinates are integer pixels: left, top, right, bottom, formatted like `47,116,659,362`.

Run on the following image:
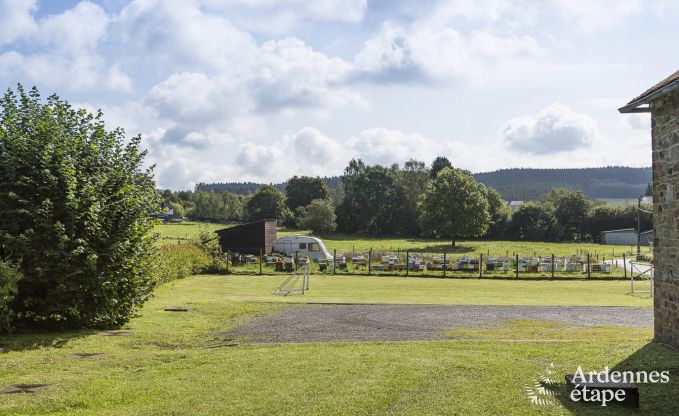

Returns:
156,222,651,259
0,275,673,415
177,274,653,308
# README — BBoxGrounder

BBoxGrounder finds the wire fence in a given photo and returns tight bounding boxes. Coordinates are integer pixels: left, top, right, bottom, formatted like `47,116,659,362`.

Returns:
224,247,649,280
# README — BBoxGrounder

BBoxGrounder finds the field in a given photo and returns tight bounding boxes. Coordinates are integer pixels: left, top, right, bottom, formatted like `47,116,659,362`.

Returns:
157,222,651,259
0,274,673,415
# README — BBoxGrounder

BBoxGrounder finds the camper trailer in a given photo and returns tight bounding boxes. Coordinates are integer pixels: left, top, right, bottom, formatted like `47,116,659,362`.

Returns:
272,235,333,262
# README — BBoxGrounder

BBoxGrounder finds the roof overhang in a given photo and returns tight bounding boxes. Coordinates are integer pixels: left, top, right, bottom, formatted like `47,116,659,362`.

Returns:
619,76,679,113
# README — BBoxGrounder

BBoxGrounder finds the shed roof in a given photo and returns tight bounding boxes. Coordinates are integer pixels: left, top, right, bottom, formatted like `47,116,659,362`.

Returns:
601,228,635,234
619,69,679,113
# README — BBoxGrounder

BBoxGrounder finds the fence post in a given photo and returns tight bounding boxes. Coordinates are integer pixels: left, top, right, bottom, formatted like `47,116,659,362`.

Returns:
259,248,263,276
623,253,627,279
479,254,483,278
295,252,299,271
515,254,519,278
406,251,409,276
587,253,591,279
551,254,555,279
333,249,336,275
368,248,372,275
226,250,230,273
443,252,447,277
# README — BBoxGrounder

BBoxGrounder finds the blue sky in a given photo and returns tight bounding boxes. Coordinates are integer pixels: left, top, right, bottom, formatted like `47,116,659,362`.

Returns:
1,0,677,190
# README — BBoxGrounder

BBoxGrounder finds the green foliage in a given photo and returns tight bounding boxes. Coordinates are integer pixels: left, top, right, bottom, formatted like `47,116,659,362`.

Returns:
154,231,228,283
336,160,411,235
245,185,289,221
483,185,511,238
547,187,591,241
155,243,213,284
0,85,159,330
430,156,451,178
285,176,330,212
506,201,557,241
418,167,490,244
0,261,22,332
160,189,244,220
397,160,430,235
298,199,337,234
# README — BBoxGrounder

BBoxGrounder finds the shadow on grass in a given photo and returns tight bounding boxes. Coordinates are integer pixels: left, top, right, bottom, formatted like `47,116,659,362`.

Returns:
556,341,679,415
0,329,97,353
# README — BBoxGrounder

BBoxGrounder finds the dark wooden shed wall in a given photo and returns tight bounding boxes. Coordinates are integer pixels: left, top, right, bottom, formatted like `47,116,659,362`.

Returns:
216,219,277,255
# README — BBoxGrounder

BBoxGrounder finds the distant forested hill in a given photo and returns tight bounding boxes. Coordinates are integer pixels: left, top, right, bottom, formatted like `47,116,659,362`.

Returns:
196,167,651,200
195,177,341,195
473,167,652,200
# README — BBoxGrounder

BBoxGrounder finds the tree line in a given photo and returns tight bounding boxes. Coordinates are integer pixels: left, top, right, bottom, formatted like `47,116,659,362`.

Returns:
161,157,653,244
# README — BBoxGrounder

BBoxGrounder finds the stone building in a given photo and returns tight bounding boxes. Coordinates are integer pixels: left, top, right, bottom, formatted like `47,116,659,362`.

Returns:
620,69,679,348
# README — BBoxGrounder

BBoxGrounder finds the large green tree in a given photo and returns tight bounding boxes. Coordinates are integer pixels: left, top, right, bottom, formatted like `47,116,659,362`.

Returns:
245,185,289,221
298,199,337,234
285,176,330,211
418,167,490,245
336,160,410,235
547,187,591,241
430,156,452,178
397,159,430,234
483,185,512,239
506,202,557,241
0,86,159,330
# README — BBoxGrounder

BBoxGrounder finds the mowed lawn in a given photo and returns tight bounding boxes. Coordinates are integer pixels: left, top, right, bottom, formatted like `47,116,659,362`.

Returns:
156,222,651,258
1,275,670,415
174,274,653,308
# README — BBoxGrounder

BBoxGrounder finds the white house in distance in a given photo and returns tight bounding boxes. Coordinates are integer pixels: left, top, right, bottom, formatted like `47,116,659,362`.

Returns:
508,201,523,211
601,228,653,246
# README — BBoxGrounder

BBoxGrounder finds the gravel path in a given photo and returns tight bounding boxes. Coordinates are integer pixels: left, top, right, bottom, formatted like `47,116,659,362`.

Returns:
226,304,652,343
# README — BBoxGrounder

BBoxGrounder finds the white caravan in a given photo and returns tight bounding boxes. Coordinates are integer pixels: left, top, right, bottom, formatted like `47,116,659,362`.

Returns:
273,235,332,262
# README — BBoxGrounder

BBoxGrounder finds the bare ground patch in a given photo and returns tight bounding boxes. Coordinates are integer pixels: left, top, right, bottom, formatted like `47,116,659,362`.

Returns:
225,304,653,343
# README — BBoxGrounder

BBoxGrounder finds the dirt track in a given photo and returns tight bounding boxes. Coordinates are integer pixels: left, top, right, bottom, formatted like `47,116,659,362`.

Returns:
226,304,652,343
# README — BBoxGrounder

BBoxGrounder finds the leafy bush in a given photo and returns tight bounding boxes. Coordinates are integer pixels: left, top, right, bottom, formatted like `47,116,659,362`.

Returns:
154,231,229,283
0,261,22,332
154,243,213,284
0,86,159,330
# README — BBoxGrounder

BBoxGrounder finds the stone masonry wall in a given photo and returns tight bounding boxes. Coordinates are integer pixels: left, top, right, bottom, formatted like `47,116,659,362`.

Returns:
652,88,679,348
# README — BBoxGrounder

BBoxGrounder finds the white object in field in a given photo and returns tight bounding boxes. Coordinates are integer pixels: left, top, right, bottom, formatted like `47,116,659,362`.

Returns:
273,235,332,261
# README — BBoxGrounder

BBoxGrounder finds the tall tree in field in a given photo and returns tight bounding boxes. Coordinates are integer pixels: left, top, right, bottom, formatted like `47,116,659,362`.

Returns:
430,156,452,178
547,187,591,241
245,185,288,221
418,167,489,245
285,176,330,211
483,185,512,239
336,159,410,234
298,199,337,234
0,86,159,330
398,159,430,234
506,202,557,241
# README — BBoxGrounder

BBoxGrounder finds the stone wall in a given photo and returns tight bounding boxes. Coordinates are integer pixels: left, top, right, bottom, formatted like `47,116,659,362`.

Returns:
651,88,679,348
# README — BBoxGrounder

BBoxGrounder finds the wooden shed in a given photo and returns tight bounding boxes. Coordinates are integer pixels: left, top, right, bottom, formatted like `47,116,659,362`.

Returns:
215,219,277,255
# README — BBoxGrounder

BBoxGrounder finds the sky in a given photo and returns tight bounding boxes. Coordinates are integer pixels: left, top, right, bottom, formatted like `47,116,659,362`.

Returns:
0,0,677,190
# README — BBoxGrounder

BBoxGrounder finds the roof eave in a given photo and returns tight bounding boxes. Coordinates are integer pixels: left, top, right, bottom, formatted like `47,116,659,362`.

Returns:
619,79,679,113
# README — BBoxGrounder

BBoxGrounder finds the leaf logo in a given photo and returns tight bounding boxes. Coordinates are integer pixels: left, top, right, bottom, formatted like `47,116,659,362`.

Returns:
525,362,561,406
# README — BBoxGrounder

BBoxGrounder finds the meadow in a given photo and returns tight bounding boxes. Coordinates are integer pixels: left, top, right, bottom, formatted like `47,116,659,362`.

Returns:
156,222,651,259
0,274,672,416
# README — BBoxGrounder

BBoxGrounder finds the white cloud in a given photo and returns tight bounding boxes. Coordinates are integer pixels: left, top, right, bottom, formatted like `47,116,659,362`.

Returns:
0,0,37,45
199,0,367,33
500,103,599,154
38,1,109,52
353,19,544,84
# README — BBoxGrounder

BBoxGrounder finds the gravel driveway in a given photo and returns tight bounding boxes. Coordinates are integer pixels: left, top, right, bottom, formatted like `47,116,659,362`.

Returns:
226,304,652,343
